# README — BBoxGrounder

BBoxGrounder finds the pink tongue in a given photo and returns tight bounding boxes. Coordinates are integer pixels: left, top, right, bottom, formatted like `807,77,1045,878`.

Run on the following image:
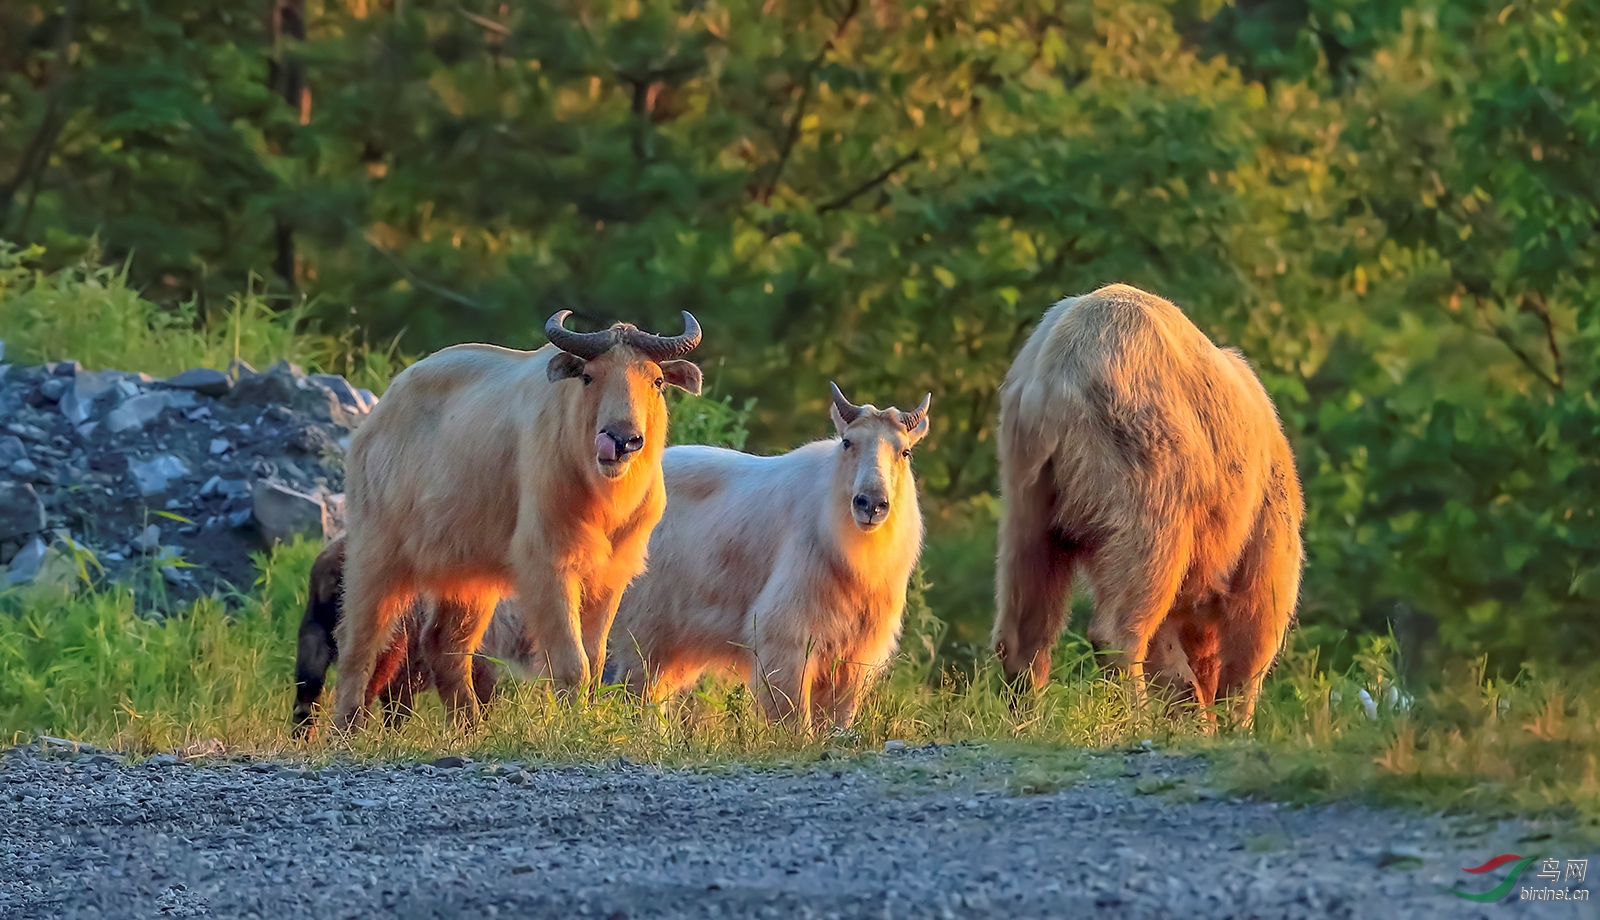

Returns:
596,433,619,462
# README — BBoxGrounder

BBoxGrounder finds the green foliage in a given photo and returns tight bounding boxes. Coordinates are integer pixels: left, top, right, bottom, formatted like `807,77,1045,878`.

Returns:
1222,642,1600,825
0,539,322,751
667,389,754,450
3,0,1599,673
0,242,402,390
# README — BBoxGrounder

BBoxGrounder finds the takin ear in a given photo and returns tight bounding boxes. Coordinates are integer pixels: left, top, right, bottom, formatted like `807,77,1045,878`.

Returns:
660,360,702,395
906,414,931,446
547,351,587,383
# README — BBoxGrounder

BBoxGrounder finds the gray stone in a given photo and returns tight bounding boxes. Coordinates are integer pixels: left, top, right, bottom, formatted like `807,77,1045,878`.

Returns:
0,436,26,466
51,359,81,376
38,378,65,402
133,524,162,552
200,476,223,496
209,438,230,456
4,536,48,585
163,368,232,398
128,454,190,496
7,421,48,443
60,368,118,424
9,458,38,478
231,364,300,407
308,374,372,413
73,367,118,401
103,392,174,435
251,480,328,544
323,493,347,539
0,481,46,540
114,378,140,399
4,535,75,588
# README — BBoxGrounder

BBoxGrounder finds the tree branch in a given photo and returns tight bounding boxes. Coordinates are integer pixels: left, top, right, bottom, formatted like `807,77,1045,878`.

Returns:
755,0,861,204
1473,297,1560,390
0,0,81,235
362,233,491,313
1519,292,1563,387
817,149,919,214
454,6,510,35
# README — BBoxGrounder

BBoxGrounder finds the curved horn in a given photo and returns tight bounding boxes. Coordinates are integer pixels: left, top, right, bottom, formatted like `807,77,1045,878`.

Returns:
622,311,702,362
899,393,932,431
829,381,864,424
544,310,618,361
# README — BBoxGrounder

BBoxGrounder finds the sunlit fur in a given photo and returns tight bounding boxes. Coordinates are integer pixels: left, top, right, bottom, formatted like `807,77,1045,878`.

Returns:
609,396,930,729
291,536,532,736
992,284,1303,722
332,341,686,731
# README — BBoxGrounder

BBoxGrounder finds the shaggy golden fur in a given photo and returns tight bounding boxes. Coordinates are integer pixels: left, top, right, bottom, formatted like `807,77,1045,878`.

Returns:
992,284,1303,720
332,321,700,731
292,537,534,735
608,387,930,728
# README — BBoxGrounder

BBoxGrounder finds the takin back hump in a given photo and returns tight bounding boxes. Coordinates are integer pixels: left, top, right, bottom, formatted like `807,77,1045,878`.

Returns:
1005,283,1266,490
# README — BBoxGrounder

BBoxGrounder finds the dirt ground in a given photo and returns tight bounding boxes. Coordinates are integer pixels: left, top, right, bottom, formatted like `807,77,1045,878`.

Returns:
3,742,1594,919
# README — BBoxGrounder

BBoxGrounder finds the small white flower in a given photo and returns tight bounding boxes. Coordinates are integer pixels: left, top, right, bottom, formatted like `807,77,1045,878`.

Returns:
1358,688,1378,720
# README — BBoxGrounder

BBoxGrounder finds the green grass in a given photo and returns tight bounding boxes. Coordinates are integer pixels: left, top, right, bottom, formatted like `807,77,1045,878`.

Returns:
0,242,402,392
1,540,1595,839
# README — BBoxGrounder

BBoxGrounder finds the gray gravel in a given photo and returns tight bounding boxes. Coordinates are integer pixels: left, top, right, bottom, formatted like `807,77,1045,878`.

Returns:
1,743,1593,919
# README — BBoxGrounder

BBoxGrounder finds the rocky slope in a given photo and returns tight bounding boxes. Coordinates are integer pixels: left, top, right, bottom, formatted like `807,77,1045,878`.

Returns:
0,343,372,603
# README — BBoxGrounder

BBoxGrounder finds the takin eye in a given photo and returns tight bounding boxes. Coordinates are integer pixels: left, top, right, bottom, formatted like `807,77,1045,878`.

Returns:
581,373,593,386
840,438,852,450
654,377,665,390
901,448,912,459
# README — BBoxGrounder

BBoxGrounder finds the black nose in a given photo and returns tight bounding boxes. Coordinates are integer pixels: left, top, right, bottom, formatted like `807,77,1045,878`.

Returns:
604,430,645,457
853,494,890,518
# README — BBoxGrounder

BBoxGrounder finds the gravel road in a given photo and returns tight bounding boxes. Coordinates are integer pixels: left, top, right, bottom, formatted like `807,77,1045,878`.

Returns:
2,742,1593,919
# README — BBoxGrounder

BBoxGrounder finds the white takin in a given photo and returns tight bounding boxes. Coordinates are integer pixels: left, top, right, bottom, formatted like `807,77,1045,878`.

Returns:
609,383,931,728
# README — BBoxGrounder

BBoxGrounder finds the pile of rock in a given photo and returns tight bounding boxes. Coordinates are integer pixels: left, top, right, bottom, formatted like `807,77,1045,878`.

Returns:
0,342,375,604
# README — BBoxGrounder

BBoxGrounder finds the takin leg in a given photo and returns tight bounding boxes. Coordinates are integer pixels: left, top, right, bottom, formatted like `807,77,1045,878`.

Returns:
331,553,412,733
1175,614,1221,711
513,560,590,697
471,655,500,707
810,658,874,730
1215,511,1301,725
1145,614,1202,713
374,618,425,730
1082,525,1190,707
426,591,500,728
292,538,346,736
751,646,815,729
580,584,625,692
993,462,1082,688
291,592,340,735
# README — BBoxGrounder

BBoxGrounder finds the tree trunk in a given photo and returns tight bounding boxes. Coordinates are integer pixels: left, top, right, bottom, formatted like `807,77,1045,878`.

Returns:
269,0,309,288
